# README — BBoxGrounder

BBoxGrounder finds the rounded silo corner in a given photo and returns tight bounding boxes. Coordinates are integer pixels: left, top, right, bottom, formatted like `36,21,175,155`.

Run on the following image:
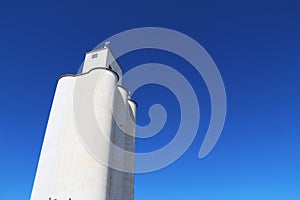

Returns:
128,99,138,108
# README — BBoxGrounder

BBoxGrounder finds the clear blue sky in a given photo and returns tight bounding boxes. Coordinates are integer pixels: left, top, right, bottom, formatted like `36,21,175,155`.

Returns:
0,0,299,199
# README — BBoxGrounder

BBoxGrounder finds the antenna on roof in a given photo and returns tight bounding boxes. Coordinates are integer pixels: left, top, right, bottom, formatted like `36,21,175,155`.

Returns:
104,41,110,49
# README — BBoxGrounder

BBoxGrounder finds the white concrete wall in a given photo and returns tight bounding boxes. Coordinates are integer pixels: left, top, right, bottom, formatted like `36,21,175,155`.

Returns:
124,99,137,200
107,50,123,84
107,86,132,200
31,66,136,200
30,76,76,199
82,48,109,73
82,48,122,84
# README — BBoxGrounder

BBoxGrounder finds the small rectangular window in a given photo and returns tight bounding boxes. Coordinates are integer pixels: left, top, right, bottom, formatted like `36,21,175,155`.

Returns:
92,54,98,59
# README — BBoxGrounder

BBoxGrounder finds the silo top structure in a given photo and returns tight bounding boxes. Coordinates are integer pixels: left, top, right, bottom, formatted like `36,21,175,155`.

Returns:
82,45,122,82
30,45,137,200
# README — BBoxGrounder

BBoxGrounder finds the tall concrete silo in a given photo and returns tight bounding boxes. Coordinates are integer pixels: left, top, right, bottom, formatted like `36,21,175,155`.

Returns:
30,45,137,200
